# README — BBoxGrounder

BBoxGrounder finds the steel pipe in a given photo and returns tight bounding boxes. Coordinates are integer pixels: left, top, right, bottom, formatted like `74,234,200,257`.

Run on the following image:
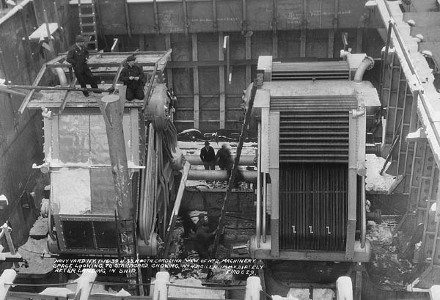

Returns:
353,56,375,83
185,154,255,166
187,169,257,183
361,175,366,248
256,122,261,248
263,171,267,243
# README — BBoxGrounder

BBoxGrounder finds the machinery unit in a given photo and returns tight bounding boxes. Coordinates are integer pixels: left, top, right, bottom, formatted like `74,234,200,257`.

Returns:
22,51,178,258
249,55,380,262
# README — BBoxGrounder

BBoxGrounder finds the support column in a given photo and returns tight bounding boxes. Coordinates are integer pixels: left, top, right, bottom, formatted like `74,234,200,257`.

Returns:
356,28,363,53
300,30,306,58
245,35,251,85
192,33,200,129
328,29,335,58
165,34,173,89
219,32,226,129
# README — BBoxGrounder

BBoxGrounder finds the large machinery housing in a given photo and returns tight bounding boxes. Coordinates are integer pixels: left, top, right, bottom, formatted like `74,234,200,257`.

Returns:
21,51,178,258
248,55,380,262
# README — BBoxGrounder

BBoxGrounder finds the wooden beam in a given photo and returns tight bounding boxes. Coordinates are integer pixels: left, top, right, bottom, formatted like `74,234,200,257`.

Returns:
18,64,47,114
192,33,199,129
97,96,133,220
219,32,225,129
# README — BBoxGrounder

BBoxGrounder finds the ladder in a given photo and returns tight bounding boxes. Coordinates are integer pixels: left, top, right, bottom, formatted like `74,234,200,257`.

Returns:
78,0,98,51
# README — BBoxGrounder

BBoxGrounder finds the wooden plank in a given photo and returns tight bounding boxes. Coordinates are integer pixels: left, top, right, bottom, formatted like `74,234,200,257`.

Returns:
192,33,199,129
18,64,47,114
219,32,225,129
163,162,190,257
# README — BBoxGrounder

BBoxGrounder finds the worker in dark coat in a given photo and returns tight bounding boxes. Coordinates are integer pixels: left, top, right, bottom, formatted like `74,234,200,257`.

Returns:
215,144,244,187
120,55,145,101
66,35,99,97
215,144,233,171
200,141,216,170
194,213,216,259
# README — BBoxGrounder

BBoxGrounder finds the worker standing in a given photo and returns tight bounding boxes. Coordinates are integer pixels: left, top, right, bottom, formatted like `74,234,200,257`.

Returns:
200,141,216,170
66,35,99,97
120,55,145,101
215,144,233,171
216,144,244,188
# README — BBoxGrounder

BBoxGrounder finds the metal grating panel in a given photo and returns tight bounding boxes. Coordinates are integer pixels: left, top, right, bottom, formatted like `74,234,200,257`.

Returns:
271,61,349,81
279,111,350,163
271,96,357,112
280,163,348,251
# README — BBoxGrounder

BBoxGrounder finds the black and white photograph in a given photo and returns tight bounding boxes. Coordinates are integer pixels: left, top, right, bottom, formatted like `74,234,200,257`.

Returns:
0,0,439,299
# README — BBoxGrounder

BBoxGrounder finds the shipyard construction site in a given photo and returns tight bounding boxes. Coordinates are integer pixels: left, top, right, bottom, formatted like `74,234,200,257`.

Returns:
0,0,440,299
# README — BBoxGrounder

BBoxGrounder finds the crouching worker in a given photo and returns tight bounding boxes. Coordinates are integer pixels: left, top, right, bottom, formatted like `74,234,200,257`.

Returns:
120,55,145,101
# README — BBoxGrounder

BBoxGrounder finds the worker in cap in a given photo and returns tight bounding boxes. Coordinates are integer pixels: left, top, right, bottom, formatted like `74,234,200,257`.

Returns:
120,54,146,101
66,35,99,97
200,141,216,171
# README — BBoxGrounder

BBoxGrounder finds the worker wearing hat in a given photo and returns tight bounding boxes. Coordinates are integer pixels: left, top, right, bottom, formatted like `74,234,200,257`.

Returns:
200,141,216,170
119,54,145,101
66,35,99,97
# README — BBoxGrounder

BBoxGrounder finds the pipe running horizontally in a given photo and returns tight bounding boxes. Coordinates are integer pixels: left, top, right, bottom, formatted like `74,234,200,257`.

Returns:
354,56,375,83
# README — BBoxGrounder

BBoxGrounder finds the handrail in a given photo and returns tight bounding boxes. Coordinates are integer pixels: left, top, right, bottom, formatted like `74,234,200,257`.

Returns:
377,0,440,163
